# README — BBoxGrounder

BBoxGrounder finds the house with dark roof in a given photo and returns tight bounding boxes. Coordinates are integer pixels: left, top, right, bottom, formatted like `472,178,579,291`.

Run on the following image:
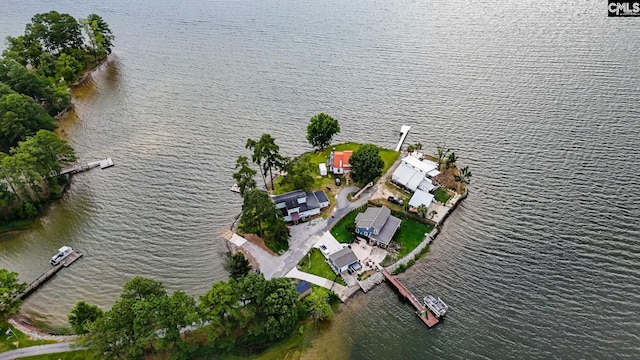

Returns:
329,151,353,174
272,190,330,222
355,206,402,248
328,247,360,273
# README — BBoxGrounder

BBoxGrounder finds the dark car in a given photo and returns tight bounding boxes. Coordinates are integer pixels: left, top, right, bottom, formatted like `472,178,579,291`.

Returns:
335,177,341,186
388,196,403,205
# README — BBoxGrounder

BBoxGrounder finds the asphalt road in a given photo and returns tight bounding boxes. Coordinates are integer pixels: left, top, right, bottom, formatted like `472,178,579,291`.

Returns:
0,343,85,360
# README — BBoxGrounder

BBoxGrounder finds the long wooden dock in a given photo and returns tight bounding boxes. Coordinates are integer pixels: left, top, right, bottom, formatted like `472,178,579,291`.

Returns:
18,251,83,300
60,158,114,176
381,268,439,327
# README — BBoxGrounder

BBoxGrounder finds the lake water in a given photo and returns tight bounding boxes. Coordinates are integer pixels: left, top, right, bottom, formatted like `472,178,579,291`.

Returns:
1,0,639,358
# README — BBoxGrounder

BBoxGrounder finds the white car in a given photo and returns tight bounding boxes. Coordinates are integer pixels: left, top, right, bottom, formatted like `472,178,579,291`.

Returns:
318,243,330,255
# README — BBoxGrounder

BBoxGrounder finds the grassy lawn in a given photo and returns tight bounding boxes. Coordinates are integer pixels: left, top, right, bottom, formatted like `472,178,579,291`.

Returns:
0,322,56,353
20,351,93,360
274,142,399,195
433,187,452,204
298,249,347,286
393,217,434,260
330,209,362,243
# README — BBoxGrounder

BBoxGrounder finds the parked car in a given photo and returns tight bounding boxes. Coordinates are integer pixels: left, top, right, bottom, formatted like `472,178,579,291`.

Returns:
319,243,330,255
335,177,341,186
388,196,403,205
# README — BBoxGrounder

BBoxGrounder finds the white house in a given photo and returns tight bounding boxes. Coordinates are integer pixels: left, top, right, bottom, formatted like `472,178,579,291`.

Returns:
272,190,330,222
328,247,360,273
392,156,440,193
408,189,435,211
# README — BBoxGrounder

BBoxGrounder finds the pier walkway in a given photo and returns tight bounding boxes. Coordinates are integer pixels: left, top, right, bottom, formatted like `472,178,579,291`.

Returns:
18,251,83,300
395,125,411,151
60,158,113,176
381,268,439,327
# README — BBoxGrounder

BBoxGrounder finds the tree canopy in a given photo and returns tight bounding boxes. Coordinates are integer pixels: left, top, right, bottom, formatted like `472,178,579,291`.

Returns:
85,277,197,359
0,268,26,323
306,113,340,150
69,301,103,334
280,154,315,191
227,252,252,280
232,155,257,196
349,144,384,185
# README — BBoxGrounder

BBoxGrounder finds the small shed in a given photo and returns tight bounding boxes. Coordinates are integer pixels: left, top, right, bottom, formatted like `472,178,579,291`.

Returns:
319,163,328,176
296,280,312,299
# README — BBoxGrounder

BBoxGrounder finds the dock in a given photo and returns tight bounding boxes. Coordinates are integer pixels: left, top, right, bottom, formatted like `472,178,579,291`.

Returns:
381,268,439,327
17,251,83,300
395,125,411,152
60,158,114,176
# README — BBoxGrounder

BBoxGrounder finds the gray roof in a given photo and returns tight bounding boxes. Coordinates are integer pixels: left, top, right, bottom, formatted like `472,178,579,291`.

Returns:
355,206,391,231
371,215,401,245
272,190,329,213
313,190,329,203
329,247,359,269
272,190,307,210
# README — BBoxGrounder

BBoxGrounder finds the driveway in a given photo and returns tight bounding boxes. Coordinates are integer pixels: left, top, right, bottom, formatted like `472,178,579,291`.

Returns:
0,344,85,360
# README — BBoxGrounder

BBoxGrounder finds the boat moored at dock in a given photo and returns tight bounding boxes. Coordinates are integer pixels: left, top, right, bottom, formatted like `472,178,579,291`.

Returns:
50,246,74,265
424,295,448,318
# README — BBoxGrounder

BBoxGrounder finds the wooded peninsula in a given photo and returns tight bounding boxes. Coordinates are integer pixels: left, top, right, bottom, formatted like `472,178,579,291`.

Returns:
0,11,114,230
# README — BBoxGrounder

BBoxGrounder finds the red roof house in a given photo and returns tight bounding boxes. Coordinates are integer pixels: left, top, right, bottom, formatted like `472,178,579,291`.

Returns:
330,151,353,174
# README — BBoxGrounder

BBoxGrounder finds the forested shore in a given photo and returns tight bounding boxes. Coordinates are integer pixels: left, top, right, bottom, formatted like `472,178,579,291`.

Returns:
0,11,114,228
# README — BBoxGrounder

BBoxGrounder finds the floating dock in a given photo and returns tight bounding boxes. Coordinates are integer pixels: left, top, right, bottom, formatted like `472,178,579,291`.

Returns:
17,251,83,300
60,158,114,176
381,268,439,327
395,125,411,152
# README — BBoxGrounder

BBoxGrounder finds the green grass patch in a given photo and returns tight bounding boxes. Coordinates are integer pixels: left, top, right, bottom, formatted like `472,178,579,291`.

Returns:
393,217,434,260
0,322,56,353
20,350,93,360
379,148,400,176
330,209,362,243
433,187,452,204
298,249,347,286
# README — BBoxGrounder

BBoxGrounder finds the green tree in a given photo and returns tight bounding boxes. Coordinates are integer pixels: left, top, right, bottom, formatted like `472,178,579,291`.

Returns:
454,166,472,193
245,138,268,189
81,14,115,59
280,154,315,190
199,280,240,351
257,134,283,191
240,189,277,237
0,91,55,152
263,217,290,252
25,11,84,55
416,204,428,218
0,268,26,323
435,143,450,171
260,277,299,341
306,113,340,150
69,301,103,334
86,277,196,359
349,144,384,185
232,155,257,196
446,151,458,169
227,252,252,280
54,53,82,84
305,288,333,321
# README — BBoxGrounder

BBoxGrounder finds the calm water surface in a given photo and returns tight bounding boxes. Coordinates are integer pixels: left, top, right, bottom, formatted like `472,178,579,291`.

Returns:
1,0,639,358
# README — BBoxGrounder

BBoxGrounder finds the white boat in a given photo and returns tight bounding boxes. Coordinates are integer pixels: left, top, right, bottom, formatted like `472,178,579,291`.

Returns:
50,246,74,265
424,295,448,318
230,184,241,193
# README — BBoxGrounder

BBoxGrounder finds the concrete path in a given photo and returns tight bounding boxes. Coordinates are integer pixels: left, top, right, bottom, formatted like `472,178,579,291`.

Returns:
285,267,347,295
0,343,85,360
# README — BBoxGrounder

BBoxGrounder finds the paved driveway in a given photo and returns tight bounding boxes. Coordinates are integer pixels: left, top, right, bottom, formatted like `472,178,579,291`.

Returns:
0,344,84,360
